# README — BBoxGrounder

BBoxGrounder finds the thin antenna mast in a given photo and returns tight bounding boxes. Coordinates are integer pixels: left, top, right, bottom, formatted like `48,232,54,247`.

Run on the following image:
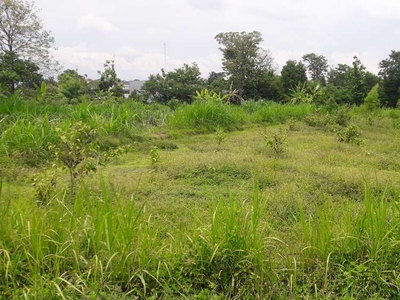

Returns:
163,42,167,71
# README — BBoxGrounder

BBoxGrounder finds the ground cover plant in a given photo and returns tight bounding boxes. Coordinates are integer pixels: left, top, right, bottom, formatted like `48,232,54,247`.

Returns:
1,95,400,299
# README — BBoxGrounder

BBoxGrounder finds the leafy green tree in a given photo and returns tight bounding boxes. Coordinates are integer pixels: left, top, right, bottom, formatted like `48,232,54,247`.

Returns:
347,57,367,105
143,63,205,103
349,60,378,105
0,0,57,74
302,53,328,84
378,50,400,108
364,71,380,93
364,84,380,111
207,71,228,94
0,51,42,93
281,60,307,95
57,69,88,102
243,49,280,100
97,59,123,97
215,31,274,98
244,71,283,101
323,84,352,105
326,57,379,105
327,64,350,87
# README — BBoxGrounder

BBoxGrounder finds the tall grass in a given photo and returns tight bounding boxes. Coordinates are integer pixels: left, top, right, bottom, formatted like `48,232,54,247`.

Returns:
0,98,173,167
0,178,275,298
168,100,247,132
291,182,400,298
2,171,400,298
0,115,58,166
250,102,316,124
0,180,151,298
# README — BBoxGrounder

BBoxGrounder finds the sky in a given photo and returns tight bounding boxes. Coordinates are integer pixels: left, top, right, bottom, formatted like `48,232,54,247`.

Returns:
33,0,400,80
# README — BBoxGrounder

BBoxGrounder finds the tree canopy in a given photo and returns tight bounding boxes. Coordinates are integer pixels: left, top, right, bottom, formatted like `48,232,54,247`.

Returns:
302,53,328,84
57,69,88,102
215,31,277,99
0,0,58,93
142,63,205,104
0,0,56,72
281,60,307,95
378,50,400,108
97,60,124,98
0,50,42,93
326,57,379,105
215,31,261,94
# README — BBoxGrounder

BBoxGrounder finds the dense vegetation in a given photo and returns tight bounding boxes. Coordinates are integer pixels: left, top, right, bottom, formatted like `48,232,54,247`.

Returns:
2,0,400,298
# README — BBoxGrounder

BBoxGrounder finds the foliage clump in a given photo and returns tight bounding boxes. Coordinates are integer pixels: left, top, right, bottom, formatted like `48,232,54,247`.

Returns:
336,125,363,145
143,63,205,104
32,169,57,205
150,146,160,167
264,129,288,155
50,121,100,196
214,126,227,146
378,50,400,108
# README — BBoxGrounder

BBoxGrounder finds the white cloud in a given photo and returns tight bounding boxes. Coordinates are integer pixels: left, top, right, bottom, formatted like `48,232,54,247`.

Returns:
52,44,111,77
115,47,138,60
188,53,223,77
185,0,227,10
359,0,400,20
77,13,118,33
329,51,381,74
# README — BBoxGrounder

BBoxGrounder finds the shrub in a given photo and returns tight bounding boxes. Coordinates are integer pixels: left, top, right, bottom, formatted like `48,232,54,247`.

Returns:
330,106,351,126
364,84,380,111
336,125,363,145
214,126,227,146
265,129,288,156
32,169,57,205
50,121,100,196
150,146,160,167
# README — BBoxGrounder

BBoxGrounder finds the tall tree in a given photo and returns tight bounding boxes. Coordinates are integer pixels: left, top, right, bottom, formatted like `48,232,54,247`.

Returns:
0,0,57,73
347,56,367,105
326,57,379,105
281,60,307,95
327,64,350,87
97,59,123,97
215,31,264,96
378,50,400,108
302,53,328,84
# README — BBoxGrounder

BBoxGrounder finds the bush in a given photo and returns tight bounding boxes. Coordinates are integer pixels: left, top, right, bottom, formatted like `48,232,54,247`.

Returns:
336,125,363,145
265,129,288,156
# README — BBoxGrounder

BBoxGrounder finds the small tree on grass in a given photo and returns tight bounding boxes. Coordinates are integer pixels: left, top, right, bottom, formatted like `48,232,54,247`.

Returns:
49,122,129,197
50,122,99,197
264,129,288,156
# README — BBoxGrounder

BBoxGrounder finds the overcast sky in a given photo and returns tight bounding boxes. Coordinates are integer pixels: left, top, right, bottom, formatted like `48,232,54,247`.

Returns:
33,0,400,80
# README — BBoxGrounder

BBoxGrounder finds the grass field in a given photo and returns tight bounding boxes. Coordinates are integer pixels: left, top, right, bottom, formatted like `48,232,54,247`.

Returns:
1,98,400,298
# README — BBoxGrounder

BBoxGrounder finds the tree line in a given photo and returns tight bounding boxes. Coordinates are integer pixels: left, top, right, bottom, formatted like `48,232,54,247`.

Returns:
1,0,399,108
